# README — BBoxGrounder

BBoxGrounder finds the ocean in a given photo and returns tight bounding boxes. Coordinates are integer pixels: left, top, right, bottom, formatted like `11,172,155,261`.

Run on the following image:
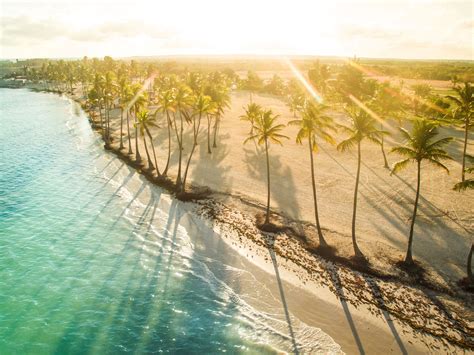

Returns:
0,88,341,354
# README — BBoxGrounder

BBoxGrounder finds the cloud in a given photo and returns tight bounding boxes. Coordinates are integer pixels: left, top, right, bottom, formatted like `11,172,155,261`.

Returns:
0,16,174,46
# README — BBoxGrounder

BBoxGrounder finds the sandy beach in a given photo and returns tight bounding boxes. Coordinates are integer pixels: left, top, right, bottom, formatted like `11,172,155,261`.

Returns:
71,85,473,352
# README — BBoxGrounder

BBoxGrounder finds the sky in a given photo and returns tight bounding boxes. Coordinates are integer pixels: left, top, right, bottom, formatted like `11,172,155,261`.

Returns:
0,0,472,60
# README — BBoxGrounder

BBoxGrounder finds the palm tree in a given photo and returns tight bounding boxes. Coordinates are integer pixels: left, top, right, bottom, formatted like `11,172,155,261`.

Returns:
453,154,474,191
289,101,336,247
136,110,160,176
130,84,148,164
391,119,453,265
208,85,230,148
182,94,215,192
117,76,130,150
155,88,176,176
244,109,288,225
240,102,262,135
446,82,473,182
173,84,193,191
371,82,403,168
337,107,385,259
103,71,116,146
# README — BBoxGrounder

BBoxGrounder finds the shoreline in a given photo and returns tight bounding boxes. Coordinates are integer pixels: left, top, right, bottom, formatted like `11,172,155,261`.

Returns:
14,87,474,351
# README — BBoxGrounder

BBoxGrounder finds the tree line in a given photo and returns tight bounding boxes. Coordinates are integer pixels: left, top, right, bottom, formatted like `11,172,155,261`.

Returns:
18,56,473,285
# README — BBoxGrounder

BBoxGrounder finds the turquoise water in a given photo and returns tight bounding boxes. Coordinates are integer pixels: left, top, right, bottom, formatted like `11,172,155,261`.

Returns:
0,89,340,354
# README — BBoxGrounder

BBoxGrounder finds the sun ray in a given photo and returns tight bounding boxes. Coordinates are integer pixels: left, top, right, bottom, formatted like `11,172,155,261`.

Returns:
285,58,324,103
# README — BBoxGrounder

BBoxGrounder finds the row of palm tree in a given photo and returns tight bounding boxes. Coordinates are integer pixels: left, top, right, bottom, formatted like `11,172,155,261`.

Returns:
83,67,232,195
29,57,472,281
242,96,462,270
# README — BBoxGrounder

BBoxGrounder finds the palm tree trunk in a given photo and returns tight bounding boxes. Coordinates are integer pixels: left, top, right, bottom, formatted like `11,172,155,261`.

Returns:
405,160,421,264
352,141,363,258
264,138,271,225
146,127,160,177
134,112,141,163
175,111,183,190
467,243,473,284
142,132,153,170
126,110,132,155
380,123,389,168
163,112,172,175
98,103,104,138
461,120,469,182
213,115,219,148
182,114,201,192
207,115,212,154
119,107,124,150
308,136,326,247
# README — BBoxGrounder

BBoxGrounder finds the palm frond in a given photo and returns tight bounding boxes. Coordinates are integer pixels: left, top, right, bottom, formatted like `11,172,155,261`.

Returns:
391,158,412,175
337,135,358,152
453,179,474,191
426,158,450,174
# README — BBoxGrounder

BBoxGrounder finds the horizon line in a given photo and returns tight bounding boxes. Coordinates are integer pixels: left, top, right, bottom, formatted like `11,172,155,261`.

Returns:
2,53,473,63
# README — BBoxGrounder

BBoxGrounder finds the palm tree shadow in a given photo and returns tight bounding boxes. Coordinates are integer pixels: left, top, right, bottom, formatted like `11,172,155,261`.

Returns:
319,261,366,355
264,235,300,355
362,276,408,355
243,147,301,220
189,136,233,192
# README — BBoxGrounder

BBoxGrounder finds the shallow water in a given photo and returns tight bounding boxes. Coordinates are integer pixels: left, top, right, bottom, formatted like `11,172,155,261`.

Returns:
0,89,341,354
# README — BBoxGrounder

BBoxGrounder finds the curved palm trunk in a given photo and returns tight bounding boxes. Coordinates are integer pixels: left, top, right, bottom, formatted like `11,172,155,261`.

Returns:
213,115,219,148
405,160,421,264
142,132,153,171
207,115,212,154
104,98,110,144
134,112,141,163
98,103,104,138
264,138,271,225
163,111,172,176
145,127,160,177
182,113,202,192
308,136,326,247
351,142,363,258
461,119,469,182
126,110,132,155
380,123,389,168
175,110,183,191
467,243,473,284
119,107,124,150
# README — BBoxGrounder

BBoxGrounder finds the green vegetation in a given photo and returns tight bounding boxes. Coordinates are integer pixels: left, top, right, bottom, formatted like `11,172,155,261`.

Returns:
391,120,453,265
5,55,472,281
337,107,385,259
244,109,288,226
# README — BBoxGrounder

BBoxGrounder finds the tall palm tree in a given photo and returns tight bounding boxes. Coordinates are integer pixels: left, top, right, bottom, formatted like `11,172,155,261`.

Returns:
446,82,473,182
244,109,288,225
173,84,193,191
453,154,474,191
337,107,385,259
371,82,403,168
208,85,230,148
182,94,215,192
155,88,176,176
117,76,130,150
240,102,262,135
136,110,160,176
289,101,336,247
391,119,453,265
103,71,116,146
130,84,148,164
